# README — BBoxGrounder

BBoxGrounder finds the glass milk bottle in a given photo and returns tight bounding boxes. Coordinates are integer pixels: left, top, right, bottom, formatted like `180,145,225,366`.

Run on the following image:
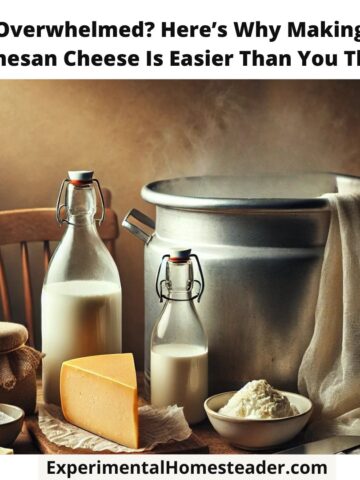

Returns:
42,171,122,405
150,248,208,424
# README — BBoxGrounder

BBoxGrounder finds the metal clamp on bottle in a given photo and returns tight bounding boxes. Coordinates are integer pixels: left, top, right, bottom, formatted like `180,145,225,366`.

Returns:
55,170,106,225
155,249,205,303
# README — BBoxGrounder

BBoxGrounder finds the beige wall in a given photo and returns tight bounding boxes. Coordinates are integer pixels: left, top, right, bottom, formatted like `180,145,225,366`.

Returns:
0,80,360,367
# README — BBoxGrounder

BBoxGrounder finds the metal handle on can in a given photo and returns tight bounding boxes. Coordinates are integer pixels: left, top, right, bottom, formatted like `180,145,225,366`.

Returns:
122,209,155,244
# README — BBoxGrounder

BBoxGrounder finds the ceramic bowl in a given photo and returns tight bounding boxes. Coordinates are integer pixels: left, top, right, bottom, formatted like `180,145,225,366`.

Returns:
204,390,313,450
0,403,25,447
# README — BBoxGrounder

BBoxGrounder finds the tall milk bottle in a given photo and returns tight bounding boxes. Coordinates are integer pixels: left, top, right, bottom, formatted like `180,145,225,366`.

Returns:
150,249,208,424
42,171,122,405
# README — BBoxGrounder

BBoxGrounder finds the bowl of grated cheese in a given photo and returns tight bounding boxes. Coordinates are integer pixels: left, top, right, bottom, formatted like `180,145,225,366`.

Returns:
204,379,313,450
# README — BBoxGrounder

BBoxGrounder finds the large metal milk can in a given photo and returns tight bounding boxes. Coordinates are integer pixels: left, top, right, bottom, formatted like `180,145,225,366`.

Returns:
122,173,357,395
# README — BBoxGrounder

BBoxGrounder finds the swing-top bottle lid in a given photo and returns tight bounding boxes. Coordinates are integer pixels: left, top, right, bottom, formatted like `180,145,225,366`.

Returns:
68,170,94,184
169,248,192,262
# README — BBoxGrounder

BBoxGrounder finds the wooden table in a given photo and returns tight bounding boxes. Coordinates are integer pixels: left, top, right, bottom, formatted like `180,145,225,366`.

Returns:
13,375,245,454
16,414,244,455
13,373,246,454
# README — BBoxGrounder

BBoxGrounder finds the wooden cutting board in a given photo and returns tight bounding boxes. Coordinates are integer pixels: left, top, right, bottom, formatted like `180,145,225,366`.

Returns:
26,416,209,455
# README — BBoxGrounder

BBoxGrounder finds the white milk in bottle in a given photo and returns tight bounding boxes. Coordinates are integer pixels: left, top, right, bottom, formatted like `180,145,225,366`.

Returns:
42,280,121,405
42,171,122,405
151,344,208,424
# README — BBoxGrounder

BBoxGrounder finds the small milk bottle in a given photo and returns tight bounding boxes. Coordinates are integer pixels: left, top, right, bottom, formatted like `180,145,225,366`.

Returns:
42,171,122,405
150,248,208,424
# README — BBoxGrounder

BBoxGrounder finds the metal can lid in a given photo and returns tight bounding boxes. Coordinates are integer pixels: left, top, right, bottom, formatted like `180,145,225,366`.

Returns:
169,247,192,262
68,170,94,182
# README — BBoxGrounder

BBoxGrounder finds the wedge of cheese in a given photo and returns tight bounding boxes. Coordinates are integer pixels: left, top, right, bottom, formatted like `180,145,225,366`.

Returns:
60,353,138,449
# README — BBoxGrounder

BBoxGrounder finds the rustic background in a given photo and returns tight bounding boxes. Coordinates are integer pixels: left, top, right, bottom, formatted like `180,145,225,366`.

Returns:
0,80,360,367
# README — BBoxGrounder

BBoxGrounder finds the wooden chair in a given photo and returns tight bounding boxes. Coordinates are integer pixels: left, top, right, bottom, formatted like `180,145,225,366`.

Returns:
0,188,119,347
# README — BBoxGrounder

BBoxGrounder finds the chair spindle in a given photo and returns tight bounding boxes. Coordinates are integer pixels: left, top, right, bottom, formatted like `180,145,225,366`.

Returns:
0,249,11,322
43,240,51,272
20,242,34,346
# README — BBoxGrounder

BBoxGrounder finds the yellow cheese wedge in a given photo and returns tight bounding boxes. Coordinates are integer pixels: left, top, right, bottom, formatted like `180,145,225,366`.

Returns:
60,353,138,449
0,447,14,454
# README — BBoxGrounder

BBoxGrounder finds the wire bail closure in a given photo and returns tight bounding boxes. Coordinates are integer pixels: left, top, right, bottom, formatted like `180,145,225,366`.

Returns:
155,253,205,303
55,177,106,226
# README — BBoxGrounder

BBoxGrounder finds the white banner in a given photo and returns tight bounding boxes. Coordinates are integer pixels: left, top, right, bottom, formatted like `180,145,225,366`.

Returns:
1,454,360,479
0,454,348,480
0,0,360,78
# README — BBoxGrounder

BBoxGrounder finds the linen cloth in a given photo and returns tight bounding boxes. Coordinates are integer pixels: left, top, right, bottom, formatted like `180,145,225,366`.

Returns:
298,178,360,441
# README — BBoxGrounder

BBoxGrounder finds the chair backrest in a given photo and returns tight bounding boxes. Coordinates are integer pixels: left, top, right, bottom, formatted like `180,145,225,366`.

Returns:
0,188,119,347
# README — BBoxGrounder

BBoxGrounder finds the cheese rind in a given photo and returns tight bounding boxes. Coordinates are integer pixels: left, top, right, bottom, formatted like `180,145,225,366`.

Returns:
60,353,138,449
